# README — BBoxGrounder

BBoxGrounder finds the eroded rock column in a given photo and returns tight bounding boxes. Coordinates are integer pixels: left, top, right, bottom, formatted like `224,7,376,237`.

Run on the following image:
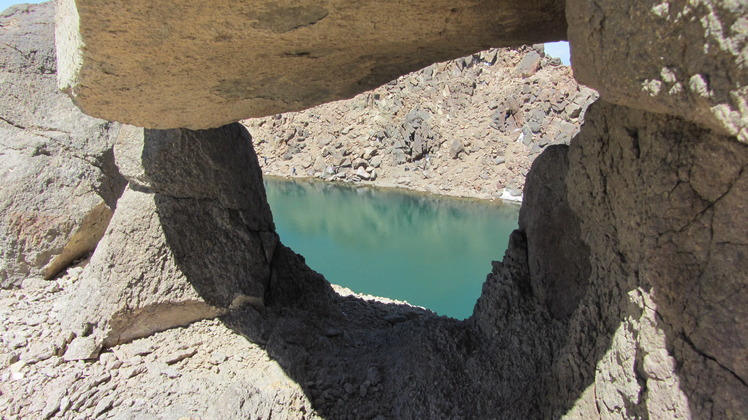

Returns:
61,124,278,347
563,100,747,418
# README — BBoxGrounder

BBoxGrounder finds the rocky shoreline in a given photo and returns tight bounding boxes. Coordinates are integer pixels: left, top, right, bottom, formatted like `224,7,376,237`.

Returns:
245,46,598,202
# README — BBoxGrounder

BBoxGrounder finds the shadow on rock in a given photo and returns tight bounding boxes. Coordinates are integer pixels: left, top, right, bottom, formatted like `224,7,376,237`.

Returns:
151,115,746,418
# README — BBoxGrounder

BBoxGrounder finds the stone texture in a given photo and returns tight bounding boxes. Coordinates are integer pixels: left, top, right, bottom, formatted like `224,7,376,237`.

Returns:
62,336,101,361
56,0,566,129
1,2,745,419
567,0,748,141
515,51,542,77
60,123,278,347
0,2,125,288
474,99,748,419
518,145,590,319
561,100,748,419
2,101,746,418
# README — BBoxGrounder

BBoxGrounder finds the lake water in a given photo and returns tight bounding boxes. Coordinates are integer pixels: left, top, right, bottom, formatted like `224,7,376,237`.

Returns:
264,177,520,319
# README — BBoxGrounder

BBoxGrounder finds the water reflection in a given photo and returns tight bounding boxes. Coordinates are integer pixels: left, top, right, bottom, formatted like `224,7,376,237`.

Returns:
264,177,519,319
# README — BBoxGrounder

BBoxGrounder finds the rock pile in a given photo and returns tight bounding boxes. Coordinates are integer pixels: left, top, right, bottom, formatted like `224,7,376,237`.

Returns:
0,264,318,419
247,46,598,200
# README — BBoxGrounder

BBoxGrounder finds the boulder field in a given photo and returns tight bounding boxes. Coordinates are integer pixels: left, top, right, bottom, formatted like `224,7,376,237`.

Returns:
0,1,745,419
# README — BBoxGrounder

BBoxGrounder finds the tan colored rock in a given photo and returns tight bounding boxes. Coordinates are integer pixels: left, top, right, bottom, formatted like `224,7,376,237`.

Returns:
55,0,566,129
60,124,278,347
567,0,748,142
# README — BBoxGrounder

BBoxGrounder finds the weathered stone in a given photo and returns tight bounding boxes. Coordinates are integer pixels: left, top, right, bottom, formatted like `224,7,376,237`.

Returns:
92,395,114,417
567,0,748,141
20,278,48,290
63,336,101,361
473,98,747,419
559,100,747,419
449,139,464,159
60,124,278,347
41,387,66,420
0,2,125,287
519,145,590,319
56,0,566,129
515,51,542,77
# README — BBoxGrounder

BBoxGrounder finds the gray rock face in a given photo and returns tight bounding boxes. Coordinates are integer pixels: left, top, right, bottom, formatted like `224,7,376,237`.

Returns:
61,124,278,347
518,145,590,319
567,0,748,142
562,100,748,418
0,2,125,287
475,99,747,419
55,0,566,129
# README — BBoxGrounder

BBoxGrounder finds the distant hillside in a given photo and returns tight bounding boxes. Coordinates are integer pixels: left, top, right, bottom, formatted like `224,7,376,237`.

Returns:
245,45,598,201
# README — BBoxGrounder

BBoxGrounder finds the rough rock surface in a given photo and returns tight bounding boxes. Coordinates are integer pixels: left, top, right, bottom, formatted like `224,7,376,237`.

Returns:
247,46,598,200
3,105,746,418
60,124,278,347
562,101,748,418
567,0,748,141
9,104,745,417
56,0,566,129
0,266,320,419
474,100,747,419
0,2,125,288
518,145,590,319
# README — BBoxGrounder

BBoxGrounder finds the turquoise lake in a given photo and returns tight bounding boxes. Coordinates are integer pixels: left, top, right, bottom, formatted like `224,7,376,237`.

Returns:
264,178,520,319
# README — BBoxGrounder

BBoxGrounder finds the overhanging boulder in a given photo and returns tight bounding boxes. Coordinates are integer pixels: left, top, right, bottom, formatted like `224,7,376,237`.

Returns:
55,0,566,129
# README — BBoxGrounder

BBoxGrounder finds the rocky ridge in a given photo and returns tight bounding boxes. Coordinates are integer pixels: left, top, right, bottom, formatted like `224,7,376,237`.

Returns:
246,45,598,201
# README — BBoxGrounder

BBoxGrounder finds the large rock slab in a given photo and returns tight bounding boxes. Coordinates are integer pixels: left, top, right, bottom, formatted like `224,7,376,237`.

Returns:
567,0,748,142
55,0,566,129
0,2,125,287
60,123,279,347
